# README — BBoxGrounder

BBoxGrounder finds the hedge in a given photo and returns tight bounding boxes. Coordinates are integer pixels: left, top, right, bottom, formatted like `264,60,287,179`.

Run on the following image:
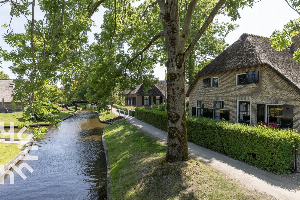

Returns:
133,107,300,174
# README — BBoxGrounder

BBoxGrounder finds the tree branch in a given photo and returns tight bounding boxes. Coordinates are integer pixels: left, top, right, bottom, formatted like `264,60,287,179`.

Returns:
87,0,105,18
179,0,198,52
285,0,300,15
141,1,158,18
184,0,226,60
0,0,9,3
127,31,164,66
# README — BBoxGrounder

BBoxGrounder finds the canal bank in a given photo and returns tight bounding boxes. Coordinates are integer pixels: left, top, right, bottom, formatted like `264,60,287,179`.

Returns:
0,108,83,180
0,110,108,199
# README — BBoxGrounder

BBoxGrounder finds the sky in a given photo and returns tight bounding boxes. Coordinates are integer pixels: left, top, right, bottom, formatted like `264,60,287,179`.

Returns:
0,0,299,80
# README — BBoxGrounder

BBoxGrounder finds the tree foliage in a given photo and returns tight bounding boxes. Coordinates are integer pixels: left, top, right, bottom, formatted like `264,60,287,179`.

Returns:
271,0,300,61
0,0,256,160
0,70,9,79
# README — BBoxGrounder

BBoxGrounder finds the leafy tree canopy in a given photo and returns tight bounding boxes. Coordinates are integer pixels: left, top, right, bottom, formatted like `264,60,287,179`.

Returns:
271,0,300,61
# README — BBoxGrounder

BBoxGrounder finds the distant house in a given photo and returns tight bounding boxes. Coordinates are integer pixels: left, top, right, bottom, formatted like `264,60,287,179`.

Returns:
187,33,300,131
0,79,21,112
124,80,167,108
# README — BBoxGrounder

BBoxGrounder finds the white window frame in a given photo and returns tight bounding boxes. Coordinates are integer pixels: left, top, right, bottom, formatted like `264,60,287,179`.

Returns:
144,96,149,106
237,100,251,124
265,104,283,126
212,77,219,87
236,73,246,85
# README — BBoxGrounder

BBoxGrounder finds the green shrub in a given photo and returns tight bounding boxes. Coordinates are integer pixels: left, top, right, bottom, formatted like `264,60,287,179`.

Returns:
135,107,167,131
133,108,300,174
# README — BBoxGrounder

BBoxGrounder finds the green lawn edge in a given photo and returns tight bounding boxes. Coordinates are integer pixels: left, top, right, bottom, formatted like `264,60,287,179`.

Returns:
0,143,23,165
99,111,118,121
104,119,272,200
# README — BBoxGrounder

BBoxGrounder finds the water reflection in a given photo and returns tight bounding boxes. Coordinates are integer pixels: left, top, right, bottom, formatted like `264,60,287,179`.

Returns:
0,111,108,200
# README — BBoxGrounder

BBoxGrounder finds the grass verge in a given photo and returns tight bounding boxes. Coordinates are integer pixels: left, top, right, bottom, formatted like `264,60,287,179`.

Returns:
99,111,117,121
0,143,24,165
104,119,272,200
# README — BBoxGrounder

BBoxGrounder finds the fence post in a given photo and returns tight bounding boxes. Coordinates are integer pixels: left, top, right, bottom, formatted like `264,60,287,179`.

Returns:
293,145,298,173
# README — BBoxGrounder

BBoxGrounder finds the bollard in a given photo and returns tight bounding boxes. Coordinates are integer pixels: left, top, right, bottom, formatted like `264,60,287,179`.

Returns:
295,146,298,173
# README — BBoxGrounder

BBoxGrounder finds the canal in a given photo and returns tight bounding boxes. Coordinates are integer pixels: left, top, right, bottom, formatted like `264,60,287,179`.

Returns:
0,111,108,199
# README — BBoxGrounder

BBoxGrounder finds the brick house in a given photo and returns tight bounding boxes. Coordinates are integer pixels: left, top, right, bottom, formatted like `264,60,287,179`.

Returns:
187,33,300,131
124,80,166,109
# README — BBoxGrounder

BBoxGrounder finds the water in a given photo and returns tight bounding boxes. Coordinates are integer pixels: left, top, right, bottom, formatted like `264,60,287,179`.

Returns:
0,111,108,200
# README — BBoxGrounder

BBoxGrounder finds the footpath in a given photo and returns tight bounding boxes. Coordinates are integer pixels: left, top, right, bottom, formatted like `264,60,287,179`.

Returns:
111,107,300,200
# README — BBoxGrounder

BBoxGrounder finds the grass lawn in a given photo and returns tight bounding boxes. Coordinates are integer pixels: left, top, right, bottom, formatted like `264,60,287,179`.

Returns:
0,143,24,165
99,111,117,121
104,119,272,200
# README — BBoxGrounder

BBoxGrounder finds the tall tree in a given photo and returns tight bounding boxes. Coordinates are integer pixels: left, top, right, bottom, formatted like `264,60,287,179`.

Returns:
129,0,254,161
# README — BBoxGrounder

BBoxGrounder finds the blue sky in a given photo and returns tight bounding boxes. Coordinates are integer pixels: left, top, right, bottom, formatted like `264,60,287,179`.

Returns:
0,0,298,80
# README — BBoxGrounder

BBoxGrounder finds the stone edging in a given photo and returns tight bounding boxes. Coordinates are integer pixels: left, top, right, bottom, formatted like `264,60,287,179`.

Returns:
0,138,33,180
102,131,112,200
95,112,112,200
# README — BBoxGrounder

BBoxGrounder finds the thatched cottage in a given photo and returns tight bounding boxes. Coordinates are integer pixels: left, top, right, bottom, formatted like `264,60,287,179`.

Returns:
124,80,167,108
187,33,300,131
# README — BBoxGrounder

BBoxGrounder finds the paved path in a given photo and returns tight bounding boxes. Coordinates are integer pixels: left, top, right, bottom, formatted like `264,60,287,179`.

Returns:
111,107,300,200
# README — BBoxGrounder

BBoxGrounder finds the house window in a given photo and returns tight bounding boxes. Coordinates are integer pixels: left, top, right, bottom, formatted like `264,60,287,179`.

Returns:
214,101,224,120
212,77,218,87
196,101,204,117
236,73,246,85
203,78,211,87
238,101,251,124
237,71,259,85
267,105,283,126
155,96,161,105
132,97,136,106
144,96,149,105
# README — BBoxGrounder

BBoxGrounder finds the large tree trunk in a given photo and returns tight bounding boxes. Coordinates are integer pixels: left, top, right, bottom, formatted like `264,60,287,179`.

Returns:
166,55,189,162
161,0,189,162
157,0,226,162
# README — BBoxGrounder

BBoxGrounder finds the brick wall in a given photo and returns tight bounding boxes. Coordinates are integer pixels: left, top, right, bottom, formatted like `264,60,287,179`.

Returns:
188,64,300,131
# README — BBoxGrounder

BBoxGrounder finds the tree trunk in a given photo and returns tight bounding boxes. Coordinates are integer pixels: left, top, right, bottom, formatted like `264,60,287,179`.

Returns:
161,0,189,162
166,55,189,162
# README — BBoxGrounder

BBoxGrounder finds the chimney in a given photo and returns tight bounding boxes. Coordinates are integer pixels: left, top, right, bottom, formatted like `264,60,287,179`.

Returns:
291,34,300,53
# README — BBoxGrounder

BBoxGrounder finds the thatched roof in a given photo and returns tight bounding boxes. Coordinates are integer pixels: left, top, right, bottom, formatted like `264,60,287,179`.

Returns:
187,33,300,96
0,79,14,102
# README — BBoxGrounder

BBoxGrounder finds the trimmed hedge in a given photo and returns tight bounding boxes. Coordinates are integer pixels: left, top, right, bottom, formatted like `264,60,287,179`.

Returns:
134,107,300,174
